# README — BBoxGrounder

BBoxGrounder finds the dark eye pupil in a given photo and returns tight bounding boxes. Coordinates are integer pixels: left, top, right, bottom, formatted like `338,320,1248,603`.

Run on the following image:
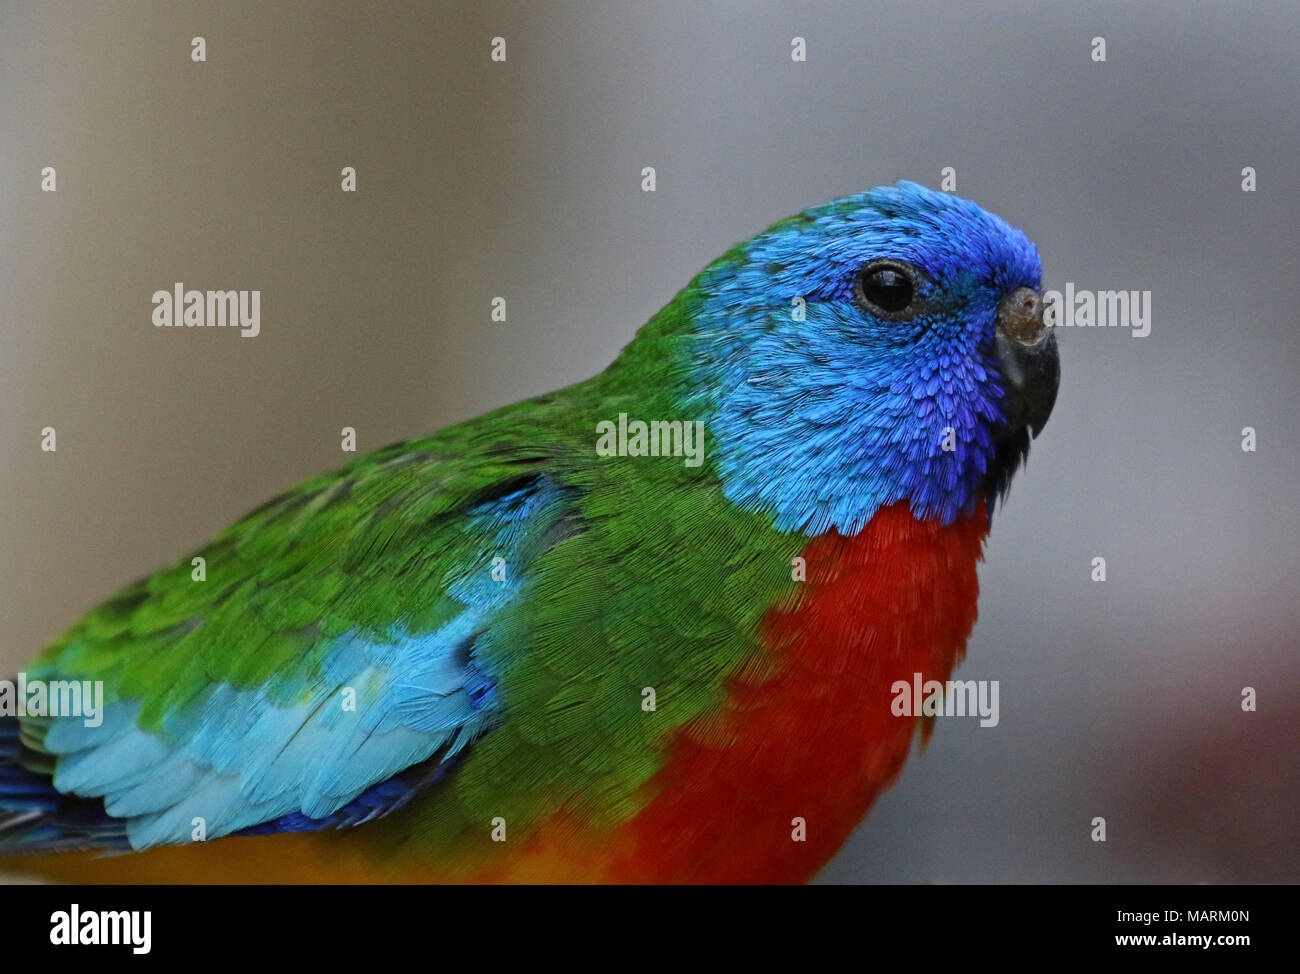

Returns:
862,268,913,313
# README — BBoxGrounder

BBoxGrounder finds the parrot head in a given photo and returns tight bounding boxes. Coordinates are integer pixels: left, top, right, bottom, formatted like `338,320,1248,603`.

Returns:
668,180,1059,536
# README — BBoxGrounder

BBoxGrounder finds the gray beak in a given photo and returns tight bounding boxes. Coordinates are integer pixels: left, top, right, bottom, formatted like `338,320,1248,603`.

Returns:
994,287,1059,438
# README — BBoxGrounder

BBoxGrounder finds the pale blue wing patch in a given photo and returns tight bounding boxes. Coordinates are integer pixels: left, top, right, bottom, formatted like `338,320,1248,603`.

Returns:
43,617,498,848
28,475,572,850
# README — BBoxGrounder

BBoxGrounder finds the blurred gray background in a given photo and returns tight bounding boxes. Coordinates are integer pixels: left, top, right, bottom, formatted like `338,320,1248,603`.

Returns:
1,1,1296,882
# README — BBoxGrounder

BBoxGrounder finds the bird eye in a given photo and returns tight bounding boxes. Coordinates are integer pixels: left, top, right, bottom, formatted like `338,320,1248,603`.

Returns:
855,260,918,318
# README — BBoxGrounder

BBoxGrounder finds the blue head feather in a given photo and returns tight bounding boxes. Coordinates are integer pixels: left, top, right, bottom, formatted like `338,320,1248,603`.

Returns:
683,181,1042,535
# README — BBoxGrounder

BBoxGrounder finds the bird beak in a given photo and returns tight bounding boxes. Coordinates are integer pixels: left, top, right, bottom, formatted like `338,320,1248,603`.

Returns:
993,287,1059,438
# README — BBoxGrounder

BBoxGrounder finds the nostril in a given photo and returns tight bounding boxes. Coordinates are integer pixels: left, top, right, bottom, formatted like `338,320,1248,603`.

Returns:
997,287,1045,344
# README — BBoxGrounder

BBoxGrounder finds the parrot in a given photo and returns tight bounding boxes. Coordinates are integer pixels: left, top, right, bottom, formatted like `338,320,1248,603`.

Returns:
0,180,1058,883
